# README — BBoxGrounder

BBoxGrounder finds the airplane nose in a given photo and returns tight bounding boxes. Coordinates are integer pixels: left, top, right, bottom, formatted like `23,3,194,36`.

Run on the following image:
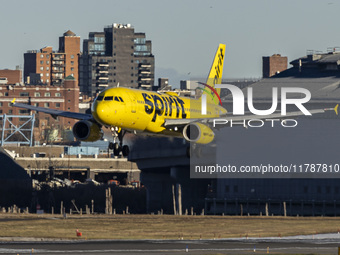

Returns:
93,101,110,125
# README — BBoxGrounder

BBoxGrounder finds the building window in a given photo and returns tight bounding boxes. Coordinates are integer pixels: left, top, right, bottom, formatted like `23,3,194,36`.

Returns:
225,185,229,193
46,67,49,71
45,92,51,97
46,61,50,65
317,186,322,193
4,92,8,96
46,79,49,83
55,93,61,97
40,67,44,71
0,102,2,107
19,109,29,114
71,67,74,71
34,103,39,107
34,92,40,97
46,73,49,77
46,55,50,59
40,61,44,64
19,92,29,97
55,103,60,108
44,103,49,107
71,61,74,65
71,55,74,59
40,54,44,58
8,110,12,114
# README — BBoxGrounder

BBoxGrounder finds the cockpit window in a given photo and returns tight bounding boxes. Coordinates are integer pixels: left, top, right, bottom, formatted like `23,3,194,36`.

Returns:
96,96,104,101
114,96,120,102
119,97,124,102
104,96,113,101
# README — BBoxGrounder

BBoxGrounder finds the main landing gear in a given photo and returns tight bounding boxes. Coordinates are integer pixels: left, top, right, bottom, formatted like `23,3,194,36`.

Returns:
109,127,129,157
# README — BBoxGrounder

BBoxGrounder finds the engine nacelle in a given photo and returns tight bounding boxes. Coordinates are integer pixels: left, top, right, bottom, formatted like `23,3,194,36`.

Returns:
72,120,103,142
183,123,214,144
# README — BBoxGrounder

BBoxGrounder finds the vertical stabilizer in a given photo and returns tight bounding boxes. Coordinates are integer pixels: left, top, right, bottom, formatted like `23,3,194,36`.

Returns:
200,44,226,105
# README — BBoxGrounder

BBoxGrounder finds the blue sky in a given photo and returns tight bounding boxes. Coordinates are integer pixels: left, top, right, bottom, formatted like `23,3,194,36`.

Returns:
1,0,340,86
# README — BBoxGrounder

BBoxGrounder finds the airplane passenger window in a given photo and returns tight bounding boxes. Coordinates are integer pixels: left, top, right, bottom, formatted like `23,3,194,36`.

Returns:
96,96,104,101
104,96,113,101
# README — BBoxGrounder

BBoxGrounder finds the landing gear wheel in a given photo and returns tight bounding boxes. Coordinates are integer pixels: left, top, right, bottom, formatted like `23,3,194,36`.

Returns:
113,142,120,151
113,143,121,156
122,145,130,157
109,142,114,150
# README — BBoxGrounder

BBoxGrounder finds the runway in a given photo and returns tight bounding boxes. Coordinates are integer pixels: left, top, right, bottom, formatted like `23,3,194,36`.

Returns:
0,234,339,255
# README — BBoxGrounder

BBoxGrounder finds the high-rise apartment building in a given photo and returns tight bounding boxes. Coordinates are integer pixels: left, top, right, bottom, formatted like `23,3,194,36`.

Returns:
24,30,80,85
79,23,154,97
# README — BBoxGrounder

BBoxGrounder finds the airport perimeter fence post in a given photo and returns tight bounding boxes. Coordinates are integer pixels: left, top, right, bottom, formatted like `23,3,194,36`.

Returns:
51,207,54,215
265,203,269,217
283,202,287,217
60,201,63,215
172,185,177,215
178,184,182,216
191,207,193,216
91,200,94,214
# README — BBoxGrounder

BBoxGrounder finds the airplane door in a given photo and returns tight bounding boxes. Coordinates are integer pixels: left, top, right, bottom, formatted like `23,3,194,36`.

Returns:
129,93,137,113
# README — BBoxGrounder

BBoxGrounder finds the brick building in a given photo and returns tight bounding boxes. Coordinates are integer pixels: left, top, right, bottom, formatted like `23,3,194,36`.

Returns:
0,69,22,85
262,54,288,78
24,30,80,86
0,76,79,142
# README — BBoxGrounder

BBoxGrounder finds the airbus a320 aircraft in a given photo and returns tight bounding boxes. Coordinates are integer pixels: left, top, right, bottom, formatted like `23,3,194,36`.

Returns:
11,44,337,156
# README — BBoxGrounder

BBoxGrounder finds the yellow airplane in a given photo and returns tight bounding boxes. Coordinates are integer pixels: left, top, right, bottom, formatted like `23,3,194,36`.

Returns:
11,44,337,156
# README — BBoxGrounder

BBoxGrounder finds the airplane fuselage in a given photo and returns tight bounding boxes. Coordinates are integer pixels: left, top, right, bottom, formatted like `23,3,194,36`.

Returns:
92,87,227,136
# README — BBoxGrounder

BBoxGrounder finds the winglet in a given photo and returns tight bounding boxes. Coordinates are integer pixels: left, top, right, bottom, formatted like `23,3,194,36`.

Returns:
10,98,16,105
335,104,339,115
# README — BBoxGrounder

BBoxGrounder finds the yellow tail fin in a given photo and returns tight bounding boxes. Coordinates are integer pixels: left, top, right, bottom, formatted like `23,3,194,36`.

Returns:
200,44,226,105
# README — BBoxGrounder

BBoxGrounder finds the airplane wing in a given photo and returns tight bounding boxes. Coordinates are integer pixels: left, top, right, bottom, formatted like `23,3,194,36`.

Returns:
163,106,337,127
11,100,92,120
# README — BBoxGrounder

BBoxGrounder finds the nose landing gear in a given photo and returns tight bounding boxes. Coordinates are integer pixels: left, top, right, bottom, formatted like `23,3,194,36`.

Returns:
109,127,129,157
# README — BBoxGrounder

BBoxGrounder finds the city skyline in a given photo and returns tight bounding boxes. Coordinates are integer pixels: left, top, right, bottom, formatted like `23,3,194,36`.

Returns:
2,0,340,87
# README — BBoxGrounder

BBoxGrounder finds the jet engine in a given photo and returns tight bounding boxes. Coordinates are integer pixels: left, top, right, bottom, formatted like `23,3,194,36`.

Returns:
72,120,103,142
183,122,214,144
